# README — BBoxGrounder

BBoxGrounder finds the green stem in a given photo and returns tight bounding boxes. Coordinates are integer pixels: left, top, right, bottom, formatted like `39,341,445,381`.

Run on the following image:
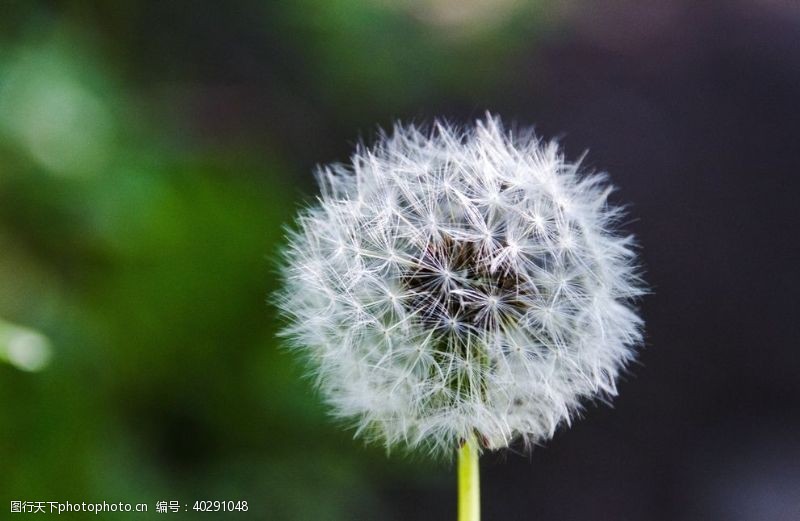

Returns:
458,434,480,521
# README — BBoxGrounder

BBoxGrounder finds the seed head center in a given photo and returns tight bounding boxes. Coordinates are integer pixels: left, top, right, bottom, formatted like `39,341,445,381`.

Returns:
402,235,527,336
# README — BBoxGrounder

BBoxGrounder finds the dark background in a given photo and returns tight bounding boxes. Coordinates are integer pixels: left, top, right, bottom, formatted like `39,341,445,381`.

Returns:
1,1,798,520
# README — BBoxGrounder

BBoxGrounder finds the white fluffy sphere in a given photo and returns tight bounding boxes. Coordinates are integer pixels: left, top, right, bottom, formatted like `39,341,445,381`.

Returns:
278,115,643,455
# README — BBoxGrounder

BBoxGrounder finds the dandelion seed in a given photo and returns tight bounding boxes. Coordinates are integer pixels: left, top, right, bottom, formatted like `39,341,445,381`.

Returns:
277,114,644,457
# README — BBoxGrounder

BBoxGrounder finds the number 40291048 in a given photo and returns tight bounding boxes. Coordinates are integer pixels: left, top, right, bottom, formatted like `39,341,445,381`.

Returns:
193,500,248,512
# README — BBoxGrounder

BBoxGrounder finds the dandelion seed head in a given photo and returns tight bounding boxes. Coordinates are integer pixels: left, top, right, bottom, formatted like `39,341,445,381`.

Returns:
278,115,644,455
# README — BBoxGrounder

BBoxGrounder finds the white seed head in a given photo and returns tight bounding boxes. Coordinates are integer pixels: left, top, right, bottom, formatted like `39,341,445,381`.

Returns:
277,115,644,455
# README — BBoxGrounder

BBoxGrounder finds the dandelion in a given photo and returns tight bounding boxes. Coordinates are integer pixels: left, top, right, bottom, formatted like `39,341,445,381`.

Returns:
277,114,644,520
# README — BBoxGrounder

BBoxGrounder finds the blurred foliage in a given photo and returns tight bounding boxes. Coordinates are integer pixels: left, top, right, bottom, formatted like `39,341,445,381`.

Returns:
277,0,543,119
0,2,545,519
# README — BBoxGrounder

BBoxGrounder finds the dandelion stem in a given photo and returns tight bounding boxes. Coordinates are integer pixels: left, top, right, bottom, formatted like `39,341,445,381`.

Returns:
458,434,480,521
